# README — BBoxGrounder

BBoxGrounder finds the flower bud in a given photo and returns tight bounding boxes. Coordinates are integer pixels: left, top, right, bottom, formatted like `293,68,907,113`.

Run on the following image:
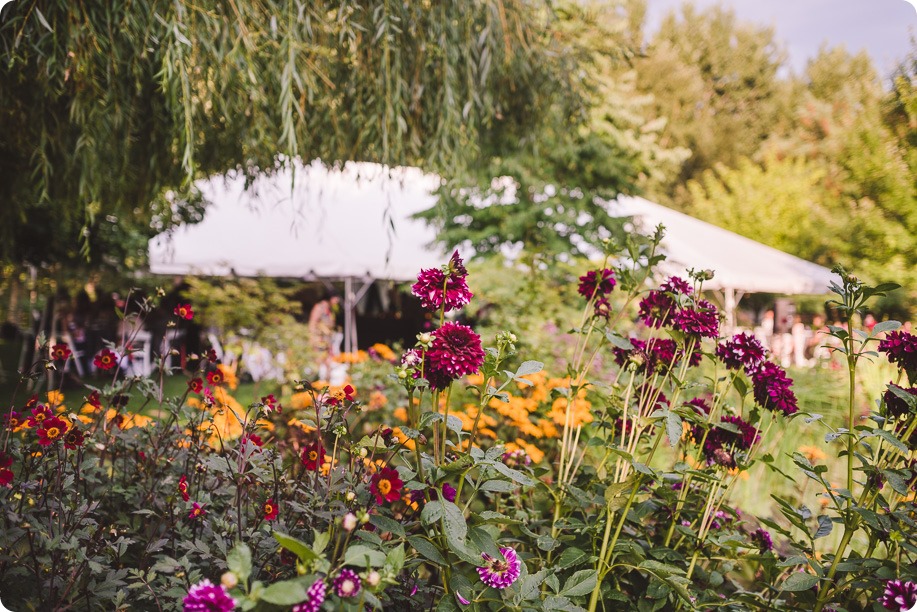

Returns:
359,447,368,458
366,571,381,587
221,572,238,589
357,510,370,524
342,512,357,532
345,491,356,502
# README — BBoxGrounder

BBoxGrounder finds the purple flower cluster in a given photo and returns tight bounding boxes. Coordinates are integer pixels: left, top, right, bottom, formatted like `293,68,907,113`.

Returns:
412,251,473,313
750,362,798,416
422,322,485,390
750,528,773,553
578,268,616,300
637,277,718,338
292,579,327,612
477,547,522,589
182,579,236,612
879,579,917,611
879,331,917,375
333,569,362,598
612,338,702,374
884,383,917,418
716,332,766,371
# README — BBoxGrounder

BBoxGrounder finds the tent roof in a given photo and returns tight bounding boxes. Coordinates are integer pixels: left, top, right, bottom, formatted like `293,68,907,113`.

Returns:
607,196,835,295
148,161,446,281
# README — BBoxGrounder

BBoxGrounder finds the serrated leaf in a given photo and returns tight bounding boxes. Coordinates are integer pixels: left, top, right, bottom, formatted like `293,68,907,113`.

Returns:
781,572,819,591
488,461,535,486
561,569,597,597
408,536,446,565
226,543,252,583
665,411,683,448
273,532,318,564
370,515,406,537
814,515,833,539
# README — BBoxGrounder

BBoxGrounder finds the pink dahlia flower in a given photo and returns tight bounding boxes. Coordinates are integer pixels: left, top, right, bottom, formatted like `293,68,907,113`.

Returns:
879,579,917,611
182,579,236,612
332,568,362,598
477,547,521,589
411,251,473,313
292,579,326,612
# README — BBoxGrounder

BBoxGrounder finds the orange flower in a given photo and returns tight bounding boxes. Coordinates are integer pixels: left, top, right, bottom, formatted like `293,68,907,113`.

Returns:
393,407,409,423
391,427,416,451
798,445,827,463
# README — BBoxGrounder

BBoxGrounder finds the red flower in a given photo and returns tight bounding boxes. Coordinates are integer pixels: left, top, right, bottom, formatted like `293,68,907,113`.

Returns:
188,502,206,519
174,303,194,320
205,348,219,363
0,453,13,487
411,251,473,313
86,390,102,409
24,395,39,411
178,475,190,501
50,343,71,362
27,404,53,428
36,416,68,446
343,385,356,401
5,411,22,431
370,466,404,504
301,441,325,471
63,427,85,450
263,498,279,521
577,268,616,299
422,322,485,390
188,377,204,394
242,433,263,448
94,349,118,371
206,370,223,386
261,394,281,413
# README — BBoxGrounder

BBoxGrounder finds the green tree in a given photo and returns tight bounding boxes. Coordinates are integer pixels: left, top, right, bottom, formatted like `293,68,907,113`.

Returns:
0,1,582,267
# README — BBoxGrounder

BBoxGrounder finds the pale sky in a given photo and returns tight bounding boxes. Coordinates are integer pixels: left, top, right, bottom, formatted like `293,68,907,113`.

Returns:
645,0,917,78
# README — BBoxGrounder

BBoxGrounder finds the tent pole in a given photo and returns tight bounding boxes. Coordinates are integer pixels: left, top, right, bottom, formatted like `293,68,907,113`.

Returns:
344,277,354,354
724,287,736,334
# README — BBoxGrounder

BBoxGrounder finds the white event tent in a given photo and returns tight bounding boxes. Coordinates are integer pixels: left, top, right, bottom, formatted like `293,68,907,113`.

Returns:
606,196,836,329
148,161,447,352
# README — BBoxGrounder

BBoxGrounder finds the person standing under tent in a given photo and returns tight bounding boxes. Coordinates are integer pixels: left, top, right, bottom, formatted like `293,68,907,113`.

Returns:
309,291,341,379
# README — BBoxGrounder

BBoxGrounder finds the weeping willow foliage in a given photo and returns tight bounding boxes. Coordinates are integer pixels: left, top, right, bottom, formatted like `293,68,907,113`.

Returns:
0,0,584,265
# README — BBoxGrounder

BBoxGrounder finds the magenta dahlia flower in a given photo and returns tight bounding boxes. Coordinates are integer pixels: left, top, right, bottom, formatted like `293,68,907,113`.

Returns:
716,332,766,371
879,579,917,611
333,569,361,598
750,528,772,553
672,299,719,339
594,297,612,319
477,547,522,589
292,579,327,612
182,579,236,612
422,322,485,390
660,276,692,295
638,290,676,328
578,268,616,299
879,331,917,376
412,251,473,313
750,362,798,415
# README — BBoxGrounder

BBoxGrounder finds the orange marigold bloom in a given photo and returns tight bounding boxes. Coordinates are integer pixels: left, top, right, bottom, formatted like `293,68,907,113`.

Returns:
393,407,409,423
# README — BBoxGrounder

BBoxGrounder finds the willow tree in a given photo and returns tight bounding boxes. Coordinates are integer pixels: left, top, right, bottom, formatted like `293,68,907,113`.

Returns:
0,1,583,267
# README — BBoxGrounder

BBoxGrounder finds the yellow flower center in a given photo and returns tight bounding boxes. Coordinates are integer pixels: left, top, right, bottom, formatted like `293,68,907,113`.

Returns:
264,504,273,515
308,451,318,461
46,427,60,439
377,479,391,495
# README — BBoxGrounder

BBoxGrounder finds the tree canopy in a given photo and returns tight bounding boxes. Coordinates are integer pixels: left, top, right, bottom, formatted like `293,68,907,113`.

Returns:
0,0,582,267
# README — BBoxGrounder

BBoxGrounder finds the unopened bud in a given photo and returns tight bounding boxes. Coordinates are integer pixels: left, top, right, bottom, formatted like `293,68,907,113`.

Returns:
345,491,356,502
358,510,370,524
366,571,381,587
342,512,358,532
221,572,238,589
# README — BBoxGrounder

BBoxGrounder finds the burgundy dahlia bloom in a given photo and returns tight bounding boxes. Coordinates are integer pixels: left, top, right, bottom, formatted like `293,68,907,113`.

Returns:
412,251,473,313
750,528,773,553
884,384,917,418
182,578,236,612
292,579,327,612
578,268,616,299
423,322,485,390
650,338,703,371
879,331,917,378
638,290,676,328
751,362,798,415
879,579,917,611
333,569,362,598
477,547,522,589
594,297,612,319
672,299,719,339
716,332,766,371
698,415,759,467
660,276,693,295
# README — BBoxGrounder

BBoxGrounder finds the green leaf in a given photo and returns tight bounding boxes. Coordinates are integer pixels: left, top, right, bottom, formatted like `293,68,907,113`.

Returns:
872,320,901,335
874,429,909,454
343,545,387,568
273,532,318,564
370,515,406,537
814,515,833,539
488,461,536,487
260,580,308,605
560,569,598,597
407,536,446,565
226,543,252,583
385,544,406,573
515,360,544,377
604,330,634,350
781,572,819,591
555,547,590,570
665,410,683,448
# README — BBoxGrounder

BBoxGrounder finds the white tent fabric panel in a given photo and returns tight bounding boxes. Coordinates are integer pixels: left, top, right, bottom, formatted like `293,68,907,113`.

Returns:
607,196,835,295
149,161,446,281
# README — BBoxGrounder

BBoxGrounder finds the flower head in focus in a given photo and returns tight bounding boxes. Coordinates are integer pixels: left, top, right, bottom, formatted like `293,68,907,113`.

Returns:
182,578,236,612
422,322,485,391
333,569,362,598
301,441,325,471
412,251,473,313
477,547,521,589
750,362,798,415
879,331,917,377
370,466,403,504
263,498,279,522
716,332,766,371
292,579,327,612
879,579,917,611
